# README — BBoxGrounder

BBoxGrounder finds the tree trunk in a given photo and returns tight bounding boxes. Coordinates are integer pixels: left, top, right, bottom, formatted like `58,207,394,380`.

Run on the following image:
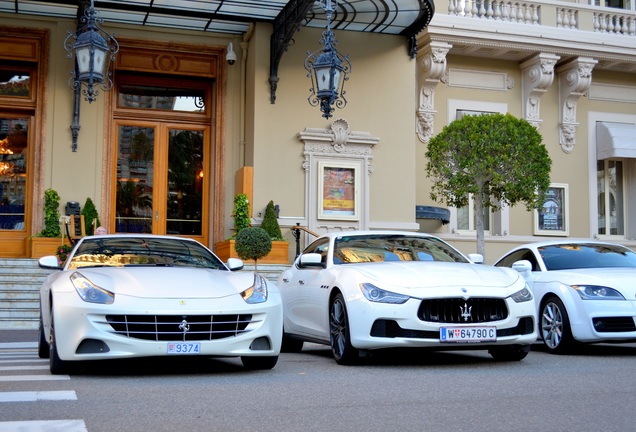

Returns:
474,193,486,260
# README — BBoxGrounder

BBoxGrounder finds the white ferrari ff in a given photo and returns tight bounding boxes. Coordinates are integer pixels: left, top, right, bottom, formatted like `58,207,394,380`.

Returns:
495,240,636,353
38,234,282,374
277,231,536,364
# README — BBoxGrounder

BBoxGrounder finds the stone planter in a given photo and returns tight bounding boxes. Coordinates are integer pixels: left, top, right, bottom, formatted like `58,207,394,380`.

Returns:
215,239,290,264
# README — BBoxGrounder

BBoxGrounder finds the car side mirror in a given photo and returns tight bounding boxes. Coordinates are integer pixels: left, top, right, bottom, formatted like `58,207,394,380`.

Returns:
512,260,533,278
298,253,325,269
468,253,484,264
226,257,244,271
38,255,62,270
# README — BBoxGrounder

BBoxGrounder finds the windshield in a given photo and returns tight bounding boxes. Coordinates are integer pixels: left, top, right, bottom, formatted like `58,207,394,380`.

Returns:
538,243,636,270
333,234,469,264
67,237,225,270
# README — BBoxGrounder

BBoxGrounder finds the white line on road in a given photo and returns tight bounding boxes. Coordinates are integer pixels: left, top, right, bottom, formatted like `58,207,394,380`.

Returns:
0,365,49,371
0,375,69,382
0,391,77,402
0,420,87,432
0,342,38,349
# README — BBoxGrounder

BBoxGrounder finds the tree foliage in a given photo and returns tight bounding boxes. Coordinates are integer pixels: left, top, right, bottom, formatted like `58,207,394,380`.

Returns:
425,113,552,257
261,200,284,240
40,188,61,238
235,227,272,270
232,193,251,238
81,197,100,235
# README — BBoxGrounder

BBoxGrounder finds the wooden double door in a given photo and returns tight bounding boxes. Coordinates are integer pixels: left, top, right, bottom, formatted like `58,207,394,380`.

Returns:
114,120,210,243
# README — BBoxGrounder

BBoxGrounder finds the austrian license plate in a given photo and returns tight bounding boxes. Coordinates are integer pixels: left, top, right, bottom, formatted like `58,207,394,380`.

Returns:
440,326,496,343
167,342,201,354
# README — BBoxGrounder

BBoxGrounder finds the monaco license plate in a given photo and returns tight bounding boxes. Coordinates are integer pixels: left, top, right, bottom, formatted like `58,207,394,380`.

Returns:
167,342,201,354
440,326,496,343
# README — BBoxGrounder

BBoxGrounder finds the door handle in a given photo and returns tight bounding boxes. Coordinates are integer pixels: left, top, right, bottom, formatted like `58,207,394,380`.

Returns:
299,280,305,285
155,211,159,221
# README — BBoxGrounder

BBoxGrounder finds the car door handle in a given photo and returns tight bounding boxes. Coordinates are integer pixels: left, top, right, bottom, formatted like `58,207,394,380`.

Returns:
282,277,289,283
299,280,305,285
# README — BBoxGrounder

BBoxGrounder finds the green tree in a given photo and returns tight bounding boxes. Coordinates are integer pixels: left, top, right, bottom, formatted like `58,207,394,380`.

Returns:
425,113,552,259
261,200,283,240
234,227,272,271
232,193,250,237
81,197,100,235
40,188,61,237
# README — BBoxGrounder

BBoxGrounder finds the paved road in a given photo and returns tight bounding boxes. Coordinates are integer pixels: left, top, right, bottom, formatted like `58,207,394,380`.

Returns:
2,330,636,432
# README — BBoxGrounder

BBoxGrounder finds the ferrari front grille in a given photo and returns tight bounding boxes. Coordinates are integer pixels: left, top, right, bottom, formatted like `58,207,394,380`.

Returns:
418,298,508,323
105,314,253,341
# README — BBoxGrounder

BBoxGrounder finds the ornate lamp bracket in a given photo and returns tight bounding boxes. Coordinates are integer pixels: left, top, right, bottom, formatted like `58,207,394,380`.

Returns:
557,57,597,153
521,53,559,129
416,42,451,143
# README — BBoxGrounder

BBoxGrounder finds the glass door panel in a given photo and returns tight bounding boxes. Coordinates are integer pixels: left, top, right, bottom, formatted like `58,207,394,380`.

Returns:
167,128,203,235
0,117,28,231
115,125,155,233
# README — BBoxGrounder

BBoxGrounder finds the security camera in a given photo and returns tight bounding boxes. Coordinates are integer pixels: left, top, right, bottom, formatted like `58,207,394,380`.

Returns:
226,42,237,65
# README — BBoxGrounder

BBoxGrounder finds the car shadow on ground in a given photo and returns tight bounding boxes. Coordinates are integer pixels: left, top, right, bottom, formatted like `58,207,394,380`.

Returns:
531,341,636,357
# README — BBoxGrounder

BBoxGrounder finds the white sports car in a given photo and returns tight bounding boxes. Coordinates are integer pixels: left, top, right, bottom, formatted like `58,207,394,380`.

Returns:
277,231,536,364
37,234,282,374
495,240,636,353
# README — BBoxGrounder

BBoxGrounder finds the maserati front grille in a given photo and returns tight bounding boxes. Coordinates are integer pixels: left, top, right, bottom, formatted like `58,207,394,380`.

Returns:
418,298,508,323
105,314,253,341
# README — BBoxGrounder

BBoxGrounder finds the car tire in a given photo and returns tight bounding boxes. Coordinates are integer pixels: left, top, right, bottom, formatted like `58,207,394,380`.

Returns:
488,344,530,361
540,296,574,354
329,293,359,365
49,312,69,375
241,355,279,370
38,315,50,359
281,333,304,353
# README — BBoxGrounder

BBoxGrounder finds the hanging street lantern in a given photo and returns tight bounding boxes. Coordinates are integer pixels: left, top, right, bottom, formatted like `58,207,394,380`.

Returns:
304,0,351,119
64,0,119,151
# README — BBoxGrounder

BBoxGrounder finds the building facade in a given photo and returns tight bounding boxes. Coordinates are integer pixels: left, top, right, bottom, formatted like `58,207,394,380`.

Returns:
0,0,635,263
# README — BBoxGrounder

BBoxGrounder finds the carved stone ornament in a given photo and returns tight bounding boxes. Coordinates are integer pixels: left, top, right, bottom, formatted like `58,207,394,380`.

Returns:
417,41,452,143
557,57,597,153
521,53,560,129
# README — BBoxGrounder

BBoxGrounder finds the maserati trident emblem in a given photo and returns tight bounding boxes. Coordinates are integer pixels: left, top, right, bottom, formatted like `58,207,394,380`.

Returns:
460,303,472,322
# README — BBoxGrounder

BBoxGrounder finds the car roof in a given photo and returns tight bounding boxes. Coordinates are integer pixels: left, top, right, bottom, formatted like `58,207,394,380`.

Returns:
319,230,438,240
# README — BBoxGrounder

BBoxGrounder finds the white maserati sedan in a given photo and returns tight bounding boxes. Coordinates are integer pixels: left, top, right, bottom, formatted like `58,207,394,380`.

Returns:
495,240,636,353
276,231,537,364
37,234,283,374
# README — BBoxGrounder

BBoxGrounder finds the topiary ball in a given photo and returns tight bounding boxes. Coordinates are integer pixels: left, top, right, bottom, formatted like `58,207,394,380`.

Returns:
234,227,272,262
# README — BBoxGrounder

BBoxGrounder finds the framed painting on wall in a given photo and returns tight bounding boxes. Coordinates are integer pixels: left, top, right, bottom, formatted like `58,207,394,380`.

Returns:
534,183,569,236
318,161,359,221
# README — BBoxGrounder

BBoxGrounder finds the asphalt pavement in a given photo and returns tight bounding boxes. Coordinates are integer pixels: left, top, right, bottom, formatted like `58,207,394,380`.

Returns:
0,330,38,345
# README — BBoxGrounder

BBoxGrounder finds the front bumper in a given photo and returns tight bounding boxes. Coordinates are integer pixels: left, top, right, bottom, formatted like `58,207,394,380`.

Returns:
51,291,283,361
346,295,537,350
569,299,636,343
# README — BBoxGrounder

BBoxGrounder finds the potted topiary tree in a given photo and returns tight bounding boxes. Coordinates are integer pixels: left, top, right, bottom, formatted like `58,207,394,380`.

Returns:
31,188,68,258
81,197,101,235
234,226,272,271
259,200,289,264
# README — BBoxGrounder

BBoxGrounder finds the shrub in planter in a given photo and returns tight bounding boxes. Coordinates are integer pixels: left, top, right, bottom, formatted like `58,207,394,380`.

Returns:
234,227,272,271
261,200,284,240
40,188,61,238
81,197,101,235
232,193,250,238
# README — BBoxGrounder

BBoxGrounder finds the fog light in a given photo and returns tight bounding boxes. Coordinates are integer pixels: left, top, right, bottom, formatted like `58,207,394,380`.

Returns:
249,337,271,351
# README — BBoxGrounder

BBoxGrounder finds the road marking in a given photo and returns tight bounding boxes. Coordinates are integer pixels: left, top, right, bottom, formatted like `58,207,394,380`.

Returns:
0,375,69,382
0,420,87,432
0,342,38,349
0,359,47,364
0,365,49,371
0,391,77,402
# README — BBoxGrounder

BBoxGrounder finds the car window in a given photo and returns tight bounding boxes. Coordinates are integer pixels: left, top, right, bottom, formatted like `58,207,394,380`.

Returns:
333,234,469,264
538,243,636,270
68,237,225,270
495,249,539,271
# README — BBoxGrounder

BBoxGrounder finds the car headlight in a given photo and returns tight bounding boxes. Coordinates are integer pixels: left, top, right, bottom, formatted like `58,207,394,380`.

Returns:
509,285,533,303
360,283,409,304
241,274,268,304
70,272,114,304
572,285,625,300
